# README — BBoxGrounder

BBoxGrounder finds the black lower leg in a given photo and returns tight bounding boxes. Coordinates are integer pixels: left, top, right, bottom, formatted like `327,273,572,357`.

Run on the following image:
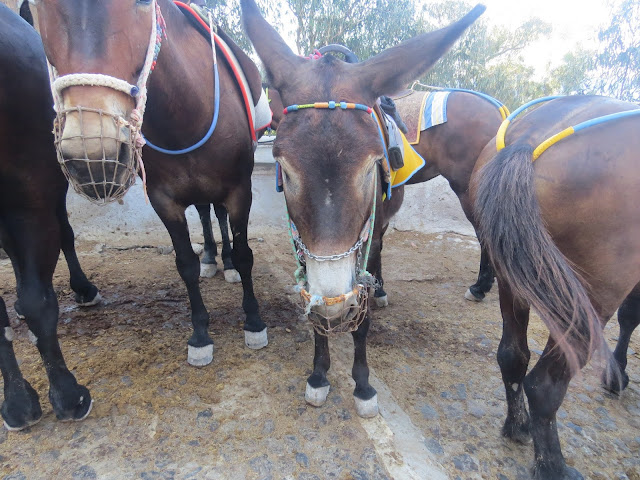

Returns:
468,245,495,300
21,286,91,421
498,287,532,443
307,331,330,389
196,204,218,267
57,193,99,304
352,315,376,400
604,294,640,393
0,296,42,429
214,204,235,271
525,344,584,480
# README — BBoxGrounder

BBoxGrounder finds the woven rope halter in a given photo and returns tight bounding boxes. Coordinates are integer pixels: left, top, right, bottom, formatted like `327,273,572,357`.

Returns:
48,0,166,204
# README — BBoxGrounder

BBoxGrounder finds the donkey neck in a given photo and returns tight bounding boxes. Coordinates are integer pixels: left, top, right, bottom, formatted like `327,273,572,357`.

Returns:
141,0,218,148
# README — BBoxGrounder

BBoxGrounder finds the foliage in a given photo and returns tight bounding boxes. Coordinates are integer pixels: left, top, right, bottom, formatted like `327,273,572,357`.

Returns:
285,0,418,59
415,1,551,108
545,48,598,96
595,0,640,101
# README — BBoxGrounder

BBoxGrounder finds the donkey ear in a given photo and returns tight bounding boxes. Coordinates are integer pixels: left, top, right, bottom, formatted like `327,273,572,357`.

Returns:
355,4,486,98
241,0,305,91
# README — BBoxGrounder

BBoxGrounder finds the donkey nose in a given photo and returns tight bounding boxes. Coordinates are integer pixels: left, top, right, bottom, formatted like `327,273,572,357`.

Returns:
60,111,128,160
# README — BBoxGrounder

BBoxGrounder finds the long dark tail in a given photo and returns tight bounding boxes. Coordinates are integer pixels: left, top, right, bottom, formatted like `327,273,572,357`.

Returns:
474,143,608,374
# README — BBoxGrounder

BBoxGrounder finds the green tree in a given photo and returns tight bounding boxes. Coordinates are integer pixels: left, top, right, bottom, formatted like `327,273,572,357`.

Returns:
596,0,640,101
415,1,551,108
545,48,597,96
286,0,419,59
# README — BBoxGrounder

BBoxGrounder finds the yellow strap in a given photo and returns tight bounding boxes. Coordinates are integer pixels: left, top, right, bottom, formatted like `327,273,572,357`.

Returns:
495,119,510,151
532,127,575,161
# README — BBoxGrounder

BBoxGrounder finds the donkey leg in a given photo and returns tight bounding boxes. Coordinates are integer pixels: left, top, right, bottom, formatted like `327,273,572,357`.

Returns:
21,281,93,422
465,243,495,302
0,295,42,430
352,314,378,417
306,331,331,407
369,234,388,308
226,190,267,349
8,214,92,422
57,188,100,306
214,204,241,283
603,291,640,393
497,284,532,443
196,204,219,278
158,207,214,366
525,341,584,480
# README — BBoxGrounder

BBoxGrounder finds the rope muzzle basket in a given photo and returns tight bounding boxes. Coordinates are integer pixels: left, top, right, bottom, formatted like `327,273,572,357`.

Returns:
53,106,140,204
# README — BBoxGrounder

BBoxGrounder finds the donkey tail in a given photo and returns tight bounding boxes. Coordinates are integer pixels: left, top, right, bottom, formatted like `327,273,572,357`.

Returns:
474,143,606,373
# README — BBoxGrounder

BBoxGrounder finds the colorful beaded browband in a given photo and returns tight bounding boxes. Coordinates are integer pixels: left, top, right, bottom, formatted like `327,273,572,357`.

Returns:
283,101,373,115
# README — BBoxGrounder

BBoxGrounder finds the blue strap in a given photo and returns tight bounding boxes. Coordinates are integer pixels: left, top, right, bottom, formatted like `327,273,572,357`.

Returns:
143,61,220,155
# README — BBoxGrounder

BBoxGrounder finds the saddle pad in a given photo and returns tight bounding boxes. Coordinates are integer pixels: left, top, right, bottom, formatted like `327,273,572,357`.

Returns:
393,90,450,144
392,90,427,144
372,110,425,190
389,132,425,187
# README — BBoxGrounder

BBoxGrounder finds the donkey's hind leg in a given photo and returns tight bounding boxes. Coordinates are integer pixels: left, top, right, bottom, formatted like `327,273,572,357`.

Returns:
525,339,585,480
497,283,531,443
352,313,378,417
57,187,100,306
226,188,267,349
465,244,495,302
196,204,219,278
603,288,640,393
0,295,42,430
213,204,241,283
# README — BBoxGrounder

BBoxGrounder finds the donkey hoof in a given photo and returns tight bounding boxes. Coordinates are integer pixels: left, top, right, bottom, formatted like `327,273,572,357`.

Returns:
191,243,204,255
59,399,94,423
14,301,25,320
224,269,242,283
354,393,379,418
187,344,214,366
305,383,330,407
464,288,484,302
200,263,218,278
77,291,102,307
3,415,42,432
245,328,268,349
374,295,389,308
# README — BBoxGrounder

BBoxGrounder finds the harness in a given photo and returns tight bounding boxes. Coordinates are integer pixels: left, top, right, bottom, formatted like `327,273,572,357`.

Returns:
48,0,259,204
281,101,380,335
496,96,640,160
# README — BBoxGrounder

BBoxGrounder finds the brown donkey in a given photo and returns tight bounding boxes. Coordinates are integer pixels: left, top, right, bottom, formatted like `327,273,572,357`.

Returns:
241,0,485,417
471,94,640,479
33,0,269,368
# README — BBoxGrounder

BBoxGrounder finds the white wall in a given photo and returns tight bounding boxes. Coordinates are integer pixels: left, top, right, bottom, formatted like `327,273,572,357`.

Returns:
66,146,475,247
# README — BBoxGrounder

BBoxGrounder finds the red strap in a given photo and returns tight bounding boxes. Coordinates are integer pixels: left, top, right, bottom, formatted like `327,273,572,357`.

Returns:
173,1,257,142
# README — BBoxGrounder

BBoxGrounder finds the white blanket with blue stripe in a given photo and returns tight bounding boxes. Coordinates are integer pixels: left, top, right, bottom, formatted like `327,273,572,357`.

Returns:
421,91,450,130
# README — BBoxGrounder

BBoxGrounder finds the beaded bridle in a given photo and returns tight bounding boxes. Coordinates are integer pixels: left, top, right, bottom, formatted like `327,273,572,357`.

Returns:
282,101,379,335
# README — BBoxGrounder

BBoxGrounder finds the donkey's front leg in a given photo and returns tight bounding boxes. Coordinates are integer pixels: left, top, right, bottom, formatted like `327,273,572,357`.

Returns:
158,208,213,366
352,314,378,417
306,331,331,406
213,203,241,283
226,189,267,349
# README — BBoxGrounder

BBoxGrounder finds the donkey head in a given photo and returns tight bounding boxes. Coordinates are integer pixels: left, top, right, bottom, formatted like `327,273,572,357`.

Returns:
33,0,162,201
241,0,485,327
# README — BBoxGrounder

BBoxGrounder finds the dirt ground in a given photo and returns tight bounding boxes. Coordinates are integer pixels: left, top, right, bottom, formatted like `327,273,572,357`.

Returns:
1,230,639,480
